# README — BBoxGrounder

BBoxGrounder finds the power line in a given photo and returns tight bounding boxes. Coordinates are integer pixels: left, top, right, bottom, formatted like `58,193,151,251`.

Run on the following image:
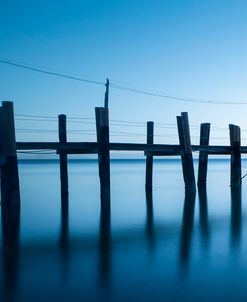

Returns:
110,83,247,105
3,58,247,105
0,59,104,86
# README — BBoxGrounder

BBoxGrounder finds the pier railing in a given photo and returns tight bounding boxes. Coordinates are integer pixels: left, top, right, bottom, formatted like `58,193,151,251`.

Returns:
0,101,243,211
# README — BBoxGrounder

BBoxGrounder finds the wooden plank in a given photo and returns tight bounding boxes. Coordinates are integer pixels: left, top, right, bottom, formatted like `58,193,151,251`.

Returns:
145,151,181,156
145,121,154,189
16,142,97,150
16,142,182,153
16,141,247,154
1,101,20,207
95,107,110,210
198,123,210,185
229,124,241,186
58,114,68,198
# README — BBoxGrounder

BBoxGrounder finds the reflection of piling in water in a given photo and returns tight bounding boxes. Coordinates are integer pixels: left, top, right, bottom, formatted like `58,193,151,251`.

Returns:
1,202,20,301
60,192,69,273
145,187,155,254
99,206,111,287
198,185,210,244
230,186,242,249
179,188,196,270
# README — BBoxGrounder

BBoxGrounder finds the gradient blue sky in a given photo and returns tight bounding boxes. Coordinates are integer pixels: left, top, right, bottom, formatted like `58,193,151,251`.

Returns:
1,0,247,144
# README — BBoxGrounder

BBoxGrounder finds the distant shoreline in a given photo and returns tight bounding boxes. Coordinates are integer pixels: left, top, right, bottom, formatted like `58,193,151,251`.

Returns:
17,157,237,164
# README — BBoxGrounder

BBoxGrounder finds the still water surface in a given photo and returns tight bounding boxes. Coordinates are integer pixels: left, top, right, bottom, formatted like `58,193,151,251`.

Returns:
1,159,247,301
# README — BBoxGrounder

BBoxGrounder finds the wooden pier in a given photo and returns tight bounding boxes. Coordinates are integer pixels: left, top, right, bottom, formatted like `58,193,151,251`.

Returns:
0,101,244,211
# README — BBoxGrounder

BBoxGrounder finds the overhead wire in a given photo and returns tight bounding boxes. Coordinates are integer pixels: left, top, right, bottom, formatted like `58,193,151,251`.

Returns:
0,59,104,86
2,58,247,105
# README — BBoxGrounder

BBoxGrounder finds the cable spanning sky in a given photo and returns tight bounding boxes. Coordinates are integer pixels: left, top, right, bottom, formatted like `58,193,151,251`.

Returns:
1,0,247,144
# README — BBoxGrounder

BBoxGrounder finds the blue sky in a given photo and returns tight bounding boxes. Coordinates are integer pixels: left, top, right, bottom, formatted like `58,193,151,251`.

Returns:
1,0,247,144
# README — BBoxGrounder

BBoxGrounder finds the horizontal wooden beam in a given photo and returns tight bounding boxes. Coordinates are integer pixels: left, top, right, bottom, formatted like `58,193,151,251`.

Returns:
145,151,181,156
192,145,231,154
16,142,181,153
16,141,247,155
110,143,181,152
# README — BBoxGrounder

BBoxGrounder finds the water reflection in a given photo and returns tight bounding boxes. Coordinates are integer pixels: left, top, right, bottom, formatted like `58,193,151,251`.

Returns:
60,193,70,274
230,186,242,250
1,202,20,302
98,207,111,288
145,188,155,254
179,188,196,272
198,185,210,247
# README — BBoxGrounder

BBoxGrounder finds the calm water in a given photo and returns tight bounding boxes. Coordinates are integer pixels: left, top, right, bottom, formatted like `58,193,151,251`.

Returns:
1,158,247,301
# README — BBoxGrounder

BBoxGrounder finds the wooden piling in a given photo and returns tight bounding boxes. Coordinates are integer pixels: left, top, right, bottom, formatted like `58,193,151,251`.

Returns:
229,124,241,186
177,112,196,190
58,114,68,197
145,121,154,190
95,107,110,209
198,123,210,186
0,107,6,159
0,101,20,207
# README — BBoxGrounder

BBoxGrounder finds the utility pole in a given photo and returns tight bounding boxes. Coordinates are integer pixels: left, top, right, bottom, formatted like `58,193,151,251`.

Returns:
104,78,109,109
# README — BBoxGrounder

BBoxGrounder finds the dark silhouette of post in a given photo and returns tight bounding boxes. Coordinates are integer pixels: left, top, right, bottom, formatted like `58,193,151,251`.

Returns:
58,114,68,198
95,107,110,210
0,107,5,159
145,121,154,190
230,185,242,250
229,124,241,186
60,192,69,274
104,78,109,109
145,188,155,254
198,123,210,186
177,112,196,190
0,101,20,207
179,188,196,272
99,207,111,287
1,201,20,301
198,185,210,245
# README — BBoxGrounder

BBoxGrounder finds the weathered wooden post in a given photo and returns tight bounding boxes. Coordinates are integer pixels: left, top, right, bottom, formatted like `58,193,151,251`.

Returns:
229,124,241,186
145,121,154,190
1,101,20,207
95,107,110,210
0,107,6,161
177,112,196,190
58,114,68,198
198,123,210,186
